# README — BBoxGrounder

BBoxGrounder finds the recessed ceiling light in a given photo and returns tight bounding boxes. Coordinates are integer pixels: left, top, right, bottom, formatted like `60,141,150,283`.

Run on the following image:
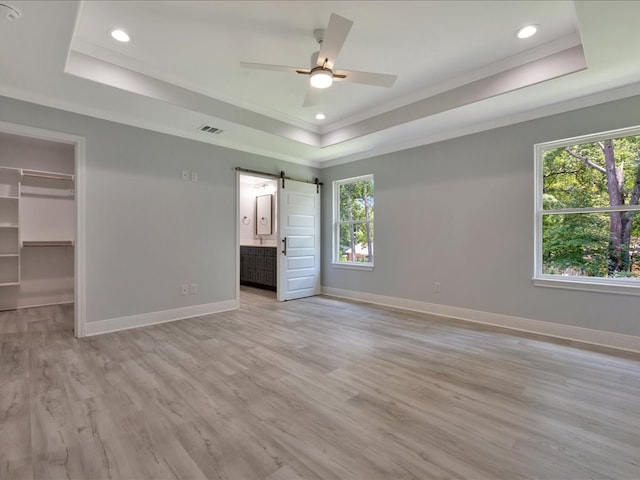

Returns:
315,113,326,120
516,24,539,39
110,28,130,43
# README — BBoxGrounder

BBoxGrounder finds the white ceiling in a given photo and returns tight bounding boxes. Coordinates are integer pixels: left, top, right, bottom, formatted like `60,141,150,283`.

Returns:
2,1,640,167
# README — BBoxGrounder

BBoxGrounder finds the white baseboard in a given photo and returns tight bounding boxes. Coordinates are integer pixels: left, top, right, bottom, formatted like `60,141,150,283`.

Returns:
321,287,640,354
84,300,237,337
0,300,74,312
18,300,74,310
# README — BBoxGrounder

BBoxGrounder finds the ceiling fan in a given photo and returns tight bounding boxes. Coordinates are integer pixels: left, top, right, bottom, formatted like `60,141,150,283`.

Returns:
240,13,397,107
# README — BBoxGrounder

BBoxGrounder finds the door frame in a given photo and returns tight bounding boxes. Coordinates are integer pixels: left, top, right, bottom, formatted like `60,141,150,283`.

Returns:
0,121,86,337
235,170,276,307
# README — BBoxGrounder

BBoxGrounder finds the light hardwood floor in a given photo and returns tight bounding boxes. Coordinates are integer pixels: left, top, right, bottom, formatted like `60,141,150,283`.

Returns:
1,287,639,480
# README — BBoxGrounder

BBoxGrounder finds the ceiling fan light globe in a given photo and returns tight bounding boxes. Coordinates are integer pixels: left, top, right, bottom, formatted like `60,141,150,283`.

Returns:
310,70,333,89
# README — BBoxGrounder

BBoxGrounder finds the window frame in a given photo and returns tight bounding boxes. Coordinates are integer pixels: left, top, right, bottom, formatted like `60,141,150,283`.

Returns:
332,174,375,270
533,124,640,296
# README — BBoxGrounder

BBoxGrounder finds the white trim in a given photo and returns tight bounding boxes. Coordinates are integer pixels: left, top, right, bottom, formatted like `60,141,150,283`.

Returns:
533,276,640,296
318,82,640,169
0,85,317,168
319,34,583,135
84,300,237,337
0,300,73,312
65,48,319,135
333,174,375,266
533,124,640,290
543,205,640,215
536,124,640,152
75,136,87,337
236,170,275,307
321,286,640,354
331,262,374,271
0,121,86,338
4,69,640,170
236,171,241,309
4,67,640,170
333,174,375,186
533,141,544,279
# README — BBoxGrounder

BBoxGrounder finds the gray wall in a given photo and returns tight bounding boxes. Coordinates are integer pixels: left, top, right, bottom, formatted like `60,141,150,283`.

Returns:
0,131,74,173
4,92,639,338
321,95,640,338
0,96,317,323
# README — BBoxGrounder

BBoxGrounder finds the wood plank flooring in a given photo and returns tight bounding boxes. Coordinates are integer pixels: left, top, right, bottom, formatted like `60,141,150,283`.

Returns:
1,287,639,480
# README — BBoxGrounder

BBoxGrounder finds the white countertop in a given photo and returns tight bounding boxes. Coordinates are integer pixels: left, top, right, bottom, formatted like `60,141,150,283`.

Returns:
240,239,277,247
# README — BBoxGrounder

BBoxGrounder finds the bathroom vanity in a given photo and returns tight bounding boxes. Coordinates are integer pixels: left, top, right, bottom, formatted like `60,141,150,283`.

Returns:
240,245,277,291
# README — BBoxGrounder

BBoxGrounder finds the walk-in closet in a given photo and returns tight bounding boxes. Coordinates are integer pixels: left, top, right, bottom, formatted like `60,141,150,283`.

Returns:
0,131,75,312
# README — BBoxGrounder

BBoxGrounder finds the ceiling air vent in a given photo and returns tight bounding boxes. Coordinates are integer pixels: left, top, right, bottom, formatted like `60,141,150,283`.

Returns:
198,125,223,135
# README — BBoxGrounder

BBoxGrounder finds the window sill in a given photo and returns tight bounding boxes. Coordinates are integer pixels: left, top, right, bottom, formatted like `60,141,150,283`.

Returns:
332,262,374,271
533,275,640,296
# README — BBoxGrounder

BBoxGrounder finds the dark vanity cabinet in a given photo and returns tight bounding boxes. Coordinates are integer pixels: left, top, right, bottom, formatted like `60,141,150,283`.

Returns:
240,246,277,291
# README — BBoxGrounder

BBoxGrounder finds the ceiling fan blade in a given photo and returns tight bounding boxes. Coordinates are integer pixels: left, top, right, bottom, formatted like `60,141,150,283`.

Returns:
303,86,321,107
333,69,397,88
317,13,353,69
240,62,305,74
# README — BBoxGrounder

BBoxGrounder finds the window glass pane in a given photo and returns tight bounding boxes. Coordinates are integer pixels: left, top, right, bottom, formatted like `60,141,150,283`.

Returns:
542,135,640,210
543,211,640,278
338,222,373,263
339,179,374,222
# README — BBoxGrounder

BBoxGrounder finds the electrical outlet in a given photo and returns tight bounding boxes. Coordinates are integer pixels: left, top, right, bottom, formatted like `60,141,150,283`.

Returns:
189,283,198,294
190,171,198,182
181,284,189,295
434,282,441,293
182,170,190,181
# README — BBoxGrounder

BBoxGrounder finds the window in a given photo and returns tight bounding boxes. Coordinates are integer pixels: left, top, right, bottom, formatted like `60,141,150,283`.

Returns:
534,125,640,294
333,174,374,268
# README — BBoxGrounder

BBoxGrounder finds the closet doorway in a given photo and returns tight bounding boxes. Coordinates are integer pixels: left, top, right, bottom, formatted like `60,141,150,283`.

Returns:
0,122,85,337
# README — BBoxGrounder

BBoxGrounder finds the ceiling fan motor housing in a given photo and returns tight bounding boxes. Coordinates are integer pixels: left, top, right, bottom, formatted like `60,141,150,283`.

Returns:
313,28,326,45
0,2,21,21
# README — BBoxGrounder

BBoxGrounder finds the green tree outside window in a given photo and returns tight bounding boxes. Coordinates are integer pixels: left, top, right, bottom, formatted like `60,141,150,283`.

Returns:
541,133,640,278
334,175,374,264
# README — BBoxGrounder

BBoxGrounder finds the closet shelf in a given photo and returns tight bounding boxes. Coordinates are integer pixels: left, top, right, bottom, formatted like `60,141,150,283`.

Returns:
0,195,19,199
21,240,74,248
0,254,19,257
0,282,19,287
0,223,19,228
21,170,74,182
20,189,75,198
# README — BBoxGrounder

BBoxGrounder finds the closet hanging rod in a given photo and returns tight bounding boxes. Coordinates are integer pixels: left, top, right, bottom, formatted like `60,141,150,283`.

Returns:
21,172,74,181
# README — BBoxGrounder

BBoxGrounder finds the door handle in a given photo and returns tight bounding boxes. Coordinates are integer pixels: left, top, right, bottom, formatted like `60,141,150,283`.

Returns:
282,237,287,256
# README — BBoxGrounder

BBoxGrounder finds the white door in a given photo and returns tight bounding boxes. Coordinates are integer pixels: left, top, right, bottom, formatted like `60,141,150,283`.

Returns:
277,179,321,301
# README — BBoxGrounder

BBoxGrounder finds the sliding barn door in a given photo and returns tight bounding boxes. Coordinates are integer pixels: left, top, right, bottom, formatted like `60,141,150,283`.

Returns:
277,179,321,301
